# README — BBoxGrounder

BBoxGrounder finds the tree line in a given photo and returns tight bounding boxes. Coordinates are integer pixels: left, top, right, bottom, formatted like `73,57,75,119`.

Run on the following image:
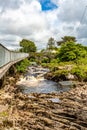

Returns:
19,36,87,62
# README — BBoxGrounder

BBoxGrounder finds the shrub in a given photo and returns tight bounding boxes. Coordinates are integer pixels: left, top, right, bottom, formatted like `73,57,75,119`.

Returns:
16,58,30,73
75,57,87,65
41,63,49,68
71,66,87,81
58,41,87,62
50,59,58,63
52,69,69,81
41,57,49,63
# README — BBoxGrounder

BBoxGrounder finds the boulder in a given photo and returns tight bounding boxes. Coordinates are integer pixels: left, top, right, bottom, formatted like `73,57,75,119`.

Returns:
66,73,75,80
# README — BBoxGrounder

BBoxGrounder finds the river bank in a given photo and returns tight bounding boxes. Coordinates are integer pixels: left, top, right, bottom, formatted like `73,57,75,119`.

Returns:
0,69,87,130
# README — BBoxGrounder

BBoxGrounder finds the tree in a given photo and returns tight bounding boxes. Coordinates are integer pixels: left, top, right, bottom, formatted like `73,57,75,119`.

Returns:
20,39,37,53
47,37,55,49
58,41,87,61
57,36,76,46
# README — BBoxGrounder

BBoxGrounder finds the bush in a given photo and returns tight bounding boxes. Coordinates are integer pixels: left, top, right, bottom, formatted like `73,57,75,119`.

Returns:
58,41,87,62
52,69,69,81
41,63,49,68
75,57,87,65
50,59,58,63
41,57,49,63
71,66,87,81
16,58,30,73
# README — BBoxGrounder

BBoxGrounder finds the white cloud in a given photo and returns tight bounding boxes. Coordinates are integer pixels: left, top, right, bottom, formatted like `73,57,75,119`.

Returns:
0,0,87,50
58,0,87,23
51,0,59,5
57,0,87,46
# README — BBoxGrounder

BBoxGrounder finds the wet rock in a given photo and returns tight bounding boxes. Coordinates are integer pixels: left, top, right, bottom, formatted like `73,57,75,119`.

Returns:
48,98,60,103
66,73,75,80
44,72,53,80
58,81,74,88
0,66,87,129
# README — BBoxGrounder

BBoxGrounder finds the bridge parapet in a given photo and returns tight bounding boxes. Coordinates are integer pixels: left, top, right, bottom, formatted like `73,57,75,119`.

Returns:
0,43,28,67
0,44,29,82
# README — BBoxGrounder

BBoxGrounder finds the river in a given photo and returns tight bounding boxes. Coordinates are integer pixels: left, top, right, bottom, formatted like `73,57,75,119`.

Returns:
17,65,70,94
1,65,86,130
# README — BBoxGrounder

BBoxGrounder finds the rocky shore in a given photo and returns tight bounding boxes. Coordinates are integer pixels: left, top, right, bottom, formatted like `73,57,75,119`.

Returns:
0,74,87,130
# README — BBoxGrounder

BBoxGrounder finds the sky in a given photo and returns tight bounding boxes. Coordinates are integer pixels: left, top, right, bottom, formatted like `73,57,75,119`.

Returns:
0,0,87,50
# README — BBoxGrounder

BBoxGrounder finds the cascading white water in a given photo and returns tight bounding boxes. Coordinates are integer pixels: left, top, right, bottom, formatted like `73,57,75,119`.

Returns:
17,65,69,94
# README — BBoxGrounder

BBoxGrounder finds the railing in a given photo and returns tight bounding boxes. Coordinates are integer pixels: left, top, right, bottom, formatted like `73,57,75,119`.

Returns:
0,43,29,67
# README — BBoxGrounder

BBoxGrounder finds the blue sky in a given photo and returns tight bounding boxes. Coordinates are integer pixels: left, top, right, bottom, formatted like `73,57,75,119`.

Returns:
0,0,87,50
39,0,58,11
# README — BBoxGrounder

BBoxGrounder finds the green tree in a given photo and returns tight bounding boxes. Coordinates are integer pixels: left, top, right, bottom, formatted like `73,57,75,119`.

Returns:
58,41,87,61
20,39,37,53
57,36,76,46
47,37,55,49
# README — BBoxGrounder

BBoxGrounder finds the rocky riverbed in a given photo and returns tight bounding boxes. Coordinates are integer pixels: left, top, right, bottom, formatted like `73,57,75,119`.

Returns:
0,72,87,130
